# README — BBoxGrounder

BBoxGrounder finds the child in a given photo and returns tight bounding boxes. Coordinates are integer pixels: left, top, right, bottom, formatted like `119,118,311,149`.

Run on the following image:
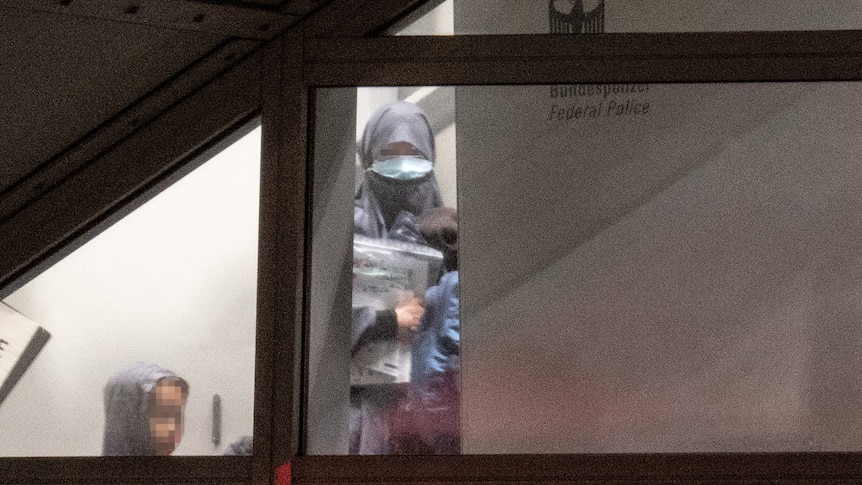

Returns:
391,207,461,454
103,362,189,456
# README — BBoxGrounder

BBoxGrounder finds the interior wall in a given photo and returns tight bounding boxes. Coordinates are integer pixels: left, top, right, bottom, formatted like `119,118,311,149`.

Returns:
605,0,862,32
0,128,261,456
395,0,454,36
456,81,862,453
451,0,862,34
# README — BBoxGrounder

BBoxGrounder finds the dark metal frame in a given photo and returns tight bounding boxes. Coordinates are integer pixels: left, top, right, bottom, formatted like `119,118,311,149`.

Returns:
5,0,862,483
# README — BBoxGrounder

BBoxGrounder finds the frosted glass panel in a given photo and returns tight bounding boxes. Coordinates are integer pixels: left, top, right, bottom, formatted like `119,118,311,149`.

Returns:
457,82,862,453
309,82,862,454
394,0,862,35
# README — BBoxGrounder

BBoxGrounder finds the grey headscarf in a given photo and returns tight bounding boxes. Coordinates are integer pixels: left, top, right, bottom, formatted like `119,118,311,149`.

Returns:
355,101,443,238
102,362,187,456
358,100,436,169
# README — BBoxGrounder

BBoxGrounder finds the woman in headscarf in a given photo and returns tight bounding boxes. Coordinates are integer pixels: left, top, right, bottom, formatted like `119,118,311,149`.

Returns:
350,101,443,455
354,100,443,241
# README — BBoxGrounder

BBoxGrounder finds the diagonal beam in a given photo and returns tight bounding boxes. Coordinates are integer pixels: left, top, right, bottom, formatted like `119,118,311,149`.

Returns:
0,39,261,225
0,50,262,298
5,0,299,40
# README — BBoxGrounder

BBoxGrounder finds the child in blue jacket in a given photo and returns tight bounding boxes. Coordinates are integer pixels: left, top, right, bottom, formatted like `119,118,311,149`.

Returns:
391,207,460,454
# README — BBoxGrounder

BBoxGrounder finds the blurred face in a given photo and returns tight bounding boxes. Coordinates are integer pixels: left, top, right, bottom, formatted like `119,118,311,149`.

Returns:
149,379,187,455
376,141,423,162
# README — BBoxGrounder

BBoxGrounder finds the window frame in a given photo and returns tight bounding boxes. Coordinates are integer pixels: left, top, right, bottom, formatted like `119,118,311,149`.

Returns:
286,28,862,484
4,5,862,485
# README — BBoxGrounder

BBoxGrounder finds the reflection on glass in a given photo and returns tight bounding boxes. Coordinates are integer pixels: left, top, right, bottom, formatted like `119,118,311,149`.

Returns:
311,82,862,454
393,0,862,35
0,123,261,456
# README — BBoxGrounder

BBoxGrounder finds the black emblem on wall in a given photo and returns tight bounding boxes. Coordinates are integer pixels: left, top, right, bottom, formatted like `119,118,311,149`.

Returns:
549,0,605,33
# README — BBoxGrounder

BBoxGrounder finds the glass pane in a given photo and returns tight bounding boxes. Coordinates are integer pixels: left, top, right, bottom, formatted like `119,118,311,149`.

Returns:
308,87,459,455
310,81,862,454
393,0,862,35
0,122,260,456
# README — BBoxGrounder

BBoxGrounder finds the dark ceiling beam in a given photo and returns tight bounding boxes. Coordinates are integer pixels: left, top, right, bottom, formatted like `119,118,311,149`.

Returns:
6,0,299,40
302,0,431,36
278,0,334,16
0,48,262,299
0,38,261,225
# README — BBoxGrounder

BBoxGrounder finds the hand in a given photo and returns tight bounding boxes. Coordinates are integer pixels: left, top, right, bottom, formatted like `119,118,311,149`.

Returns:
394,296,424,332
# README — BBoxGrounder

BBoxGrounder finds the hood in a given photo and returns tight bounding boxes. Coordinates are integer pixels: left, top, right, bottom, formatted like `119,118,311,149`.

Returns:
102,362,186,456
358,100,436,169
355,101,443,237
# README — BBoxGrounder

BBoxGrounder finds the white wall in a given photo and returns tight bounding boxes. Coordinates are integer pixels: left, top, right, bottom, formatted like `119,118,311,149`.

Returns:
0,127,260,456
395,0,454,36
450,0,862,34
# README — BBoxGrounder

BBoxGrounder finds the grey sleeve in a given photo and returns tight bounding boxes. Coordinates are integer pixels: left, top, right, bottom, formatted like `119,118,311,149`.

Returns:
351,306,397,352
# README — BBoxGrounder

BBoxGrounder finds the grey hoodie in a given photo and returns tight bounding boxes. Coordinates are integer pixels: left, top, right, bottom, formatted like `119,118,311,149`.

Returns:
102,362,187,456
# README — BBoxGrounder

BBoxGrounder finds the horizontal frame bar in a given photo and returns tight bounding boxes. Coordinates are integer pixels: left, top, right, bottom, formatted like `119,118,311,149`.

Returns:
293,453,862,483
0,456,250,483
305,31,862,85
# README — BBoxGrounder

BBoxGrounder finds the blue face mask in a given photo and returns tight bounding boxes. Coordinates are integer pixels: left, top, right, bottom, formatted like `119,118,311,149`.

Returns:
370,156,433,180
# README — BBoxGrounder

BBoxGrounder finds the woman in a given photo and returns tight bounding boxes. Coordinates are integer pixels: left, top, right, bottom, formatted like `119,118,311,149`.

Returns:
350,100,444,455
354,100,443,241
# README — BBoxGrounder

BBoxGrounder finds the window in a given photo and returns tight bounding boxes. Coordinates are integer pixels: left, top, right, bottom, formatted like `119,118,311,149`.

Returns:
6,1,862,483
0,122,260,457
295,17,862,482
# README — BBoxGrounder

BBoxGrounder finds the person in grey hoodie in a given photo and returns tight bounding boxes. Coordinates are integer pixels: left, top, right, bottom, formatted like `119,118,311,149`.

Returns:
102,362,189,456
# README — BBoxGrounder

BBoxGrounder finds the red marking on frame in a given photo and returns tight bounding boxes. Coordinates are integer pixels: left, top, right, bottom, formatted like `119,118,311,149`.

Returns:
275,462,291,485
